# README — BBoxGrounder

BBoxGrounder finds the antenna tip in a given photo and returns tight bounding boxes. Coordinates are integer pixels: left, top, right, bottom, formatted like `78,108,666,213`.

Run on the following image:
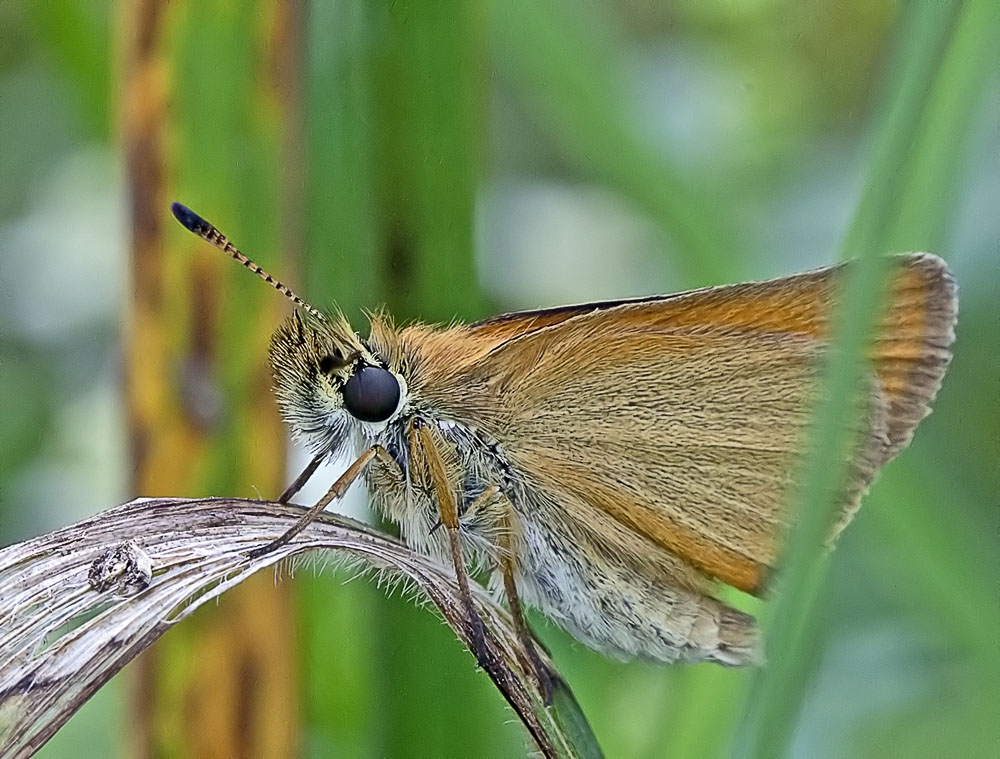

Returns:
171,202,208,234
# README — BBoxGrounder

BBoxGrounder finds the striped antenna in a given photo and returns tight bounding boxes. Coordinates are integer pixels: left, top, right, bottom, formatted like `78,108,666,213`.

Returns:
170,202,325,321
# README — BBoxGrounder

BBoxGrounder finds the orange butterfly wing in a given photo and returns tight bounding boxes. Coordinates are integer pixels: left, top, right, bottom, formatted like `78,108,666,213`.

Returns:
395,254,956,594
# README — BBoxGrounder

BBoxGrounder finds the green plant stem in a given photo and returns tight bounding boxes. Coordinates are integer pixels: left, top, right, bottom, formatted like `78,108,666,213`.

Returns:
735,2,965,756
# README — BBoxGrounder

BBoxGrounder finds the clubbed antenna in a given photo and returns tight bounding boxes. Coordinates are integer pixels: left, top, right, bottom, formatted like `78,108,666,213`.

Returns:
170,202,325,321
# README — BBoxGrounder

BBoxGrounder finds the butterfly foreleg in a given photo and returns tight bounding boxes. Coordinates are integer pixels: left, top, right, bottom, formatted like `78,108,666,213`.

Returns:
249,444,396,558
277,451,325,503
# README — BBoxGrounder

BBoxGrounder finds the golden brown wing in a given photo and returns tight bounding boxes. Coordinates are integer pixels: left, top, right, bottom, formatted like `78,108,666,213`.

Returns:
405,254,957,594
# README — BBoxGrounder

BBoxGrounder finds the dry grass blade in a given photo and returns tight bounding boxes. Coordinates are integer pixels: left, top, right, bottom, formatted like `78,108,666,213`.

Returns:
0,498,595,759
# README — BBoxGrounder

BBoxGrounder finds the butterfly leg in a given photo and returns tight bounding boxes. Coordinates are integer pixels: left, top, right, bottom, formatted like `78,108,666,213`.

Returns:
413,421,504,679
276,451,325,503
249,445,395,558
462,483,558,703
426,483,498,536
497,508,560,704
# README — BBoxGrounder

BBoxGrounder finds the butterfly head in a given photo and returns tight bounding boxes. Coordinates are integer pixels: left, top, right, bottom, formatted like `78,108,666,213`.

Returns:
269,310,406,453
169,203,408,452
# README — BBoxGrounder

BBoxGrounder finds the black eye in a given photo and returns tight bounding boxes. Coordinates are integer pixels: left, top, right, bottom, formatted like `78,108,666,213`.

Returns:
343,366,400,422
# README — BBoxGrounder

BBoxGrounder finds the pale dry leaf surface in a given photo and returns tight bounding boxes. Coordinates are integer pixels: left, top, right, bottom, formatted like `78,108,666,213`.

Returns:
0,498,590,759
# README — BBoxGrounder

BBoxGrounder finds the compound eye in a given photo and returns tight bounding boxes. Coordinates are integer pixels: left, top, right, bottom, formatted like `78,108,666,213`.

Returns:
343,366,400,423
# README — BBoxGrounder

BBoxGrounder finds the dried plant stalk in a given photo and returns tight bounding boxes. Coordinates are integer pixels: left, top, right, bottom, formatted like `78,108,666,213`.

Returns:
0,498,601,759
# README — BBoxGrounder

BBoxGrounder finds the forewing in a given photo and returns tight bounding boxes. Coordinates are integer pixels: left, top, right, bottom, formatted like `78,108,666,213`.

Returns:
406,255,956,594
479,328,829,593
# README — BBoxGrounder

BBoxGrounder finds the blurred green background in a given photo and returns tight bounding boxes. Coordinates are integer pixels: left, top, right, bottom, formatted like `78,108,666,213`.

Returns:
1,1,996,757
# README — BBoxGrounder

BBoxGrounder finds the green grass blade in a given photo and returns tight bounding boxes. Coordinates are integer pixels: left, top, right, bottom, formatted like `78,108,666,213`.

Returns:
735,2,969,756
